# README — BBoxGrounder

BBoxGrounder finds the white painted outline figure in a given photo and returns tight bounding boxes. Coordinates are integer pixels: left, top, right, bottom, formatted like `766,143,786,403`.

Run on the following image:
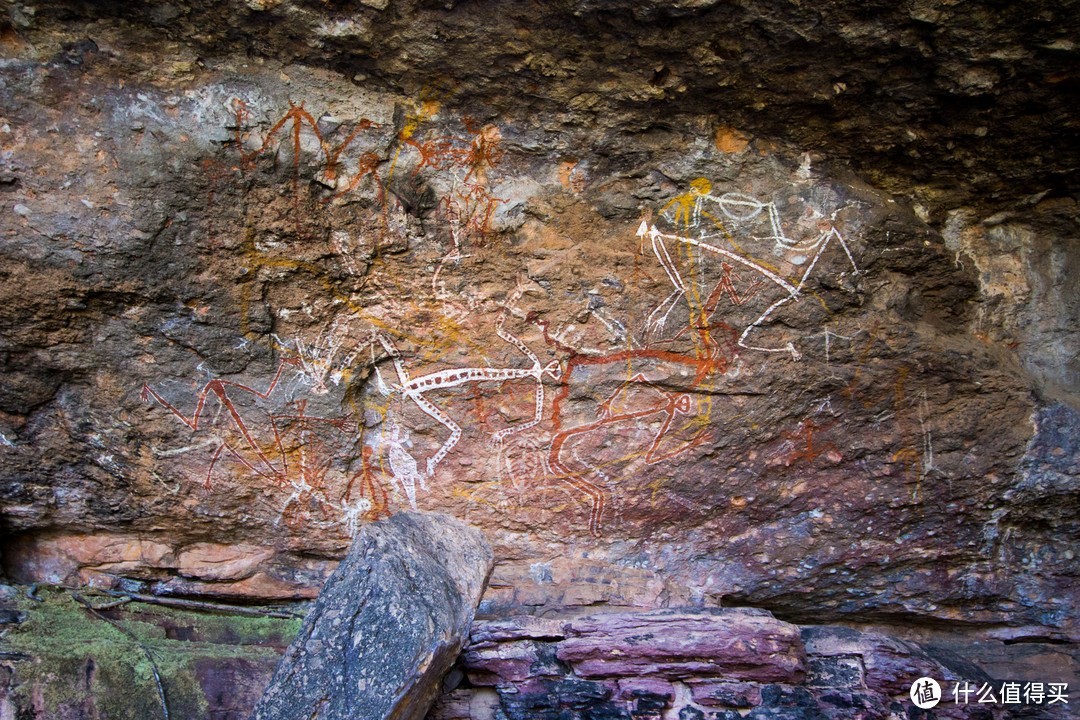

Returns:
382,420,426,509
640,184,859,360
706,191,859,264
371,283,560,483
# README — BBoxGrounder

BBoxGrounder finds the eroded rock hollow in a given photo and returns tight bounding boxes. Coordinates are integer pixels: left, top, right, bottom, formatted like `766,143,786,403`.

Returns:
0,0,1077,718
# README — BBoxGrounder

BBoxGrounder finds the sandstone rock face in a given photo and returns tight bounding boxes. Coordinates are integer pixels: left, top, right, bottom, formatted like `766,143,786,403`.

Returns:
430,612,1074,720
0,30,1062,631
251,512,493,720
0,0,1077,715
555,611,805,682
4,533,333,600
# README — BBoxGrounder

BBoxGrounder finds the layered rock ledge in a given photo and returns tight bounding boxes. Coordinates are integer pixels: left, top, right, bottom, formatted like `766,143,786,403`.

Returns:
430,609,1072,720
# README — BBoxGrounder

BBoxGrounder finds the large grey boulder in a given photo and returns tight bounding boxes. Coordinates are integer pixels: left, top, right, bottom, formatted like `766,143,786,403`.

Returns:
250,512,493,720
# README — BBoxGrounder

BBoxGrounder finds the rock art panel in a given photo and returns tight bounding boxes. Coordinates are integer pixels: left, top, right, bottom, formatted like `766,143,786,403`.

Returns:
0,52,1064,643
136,91,879,544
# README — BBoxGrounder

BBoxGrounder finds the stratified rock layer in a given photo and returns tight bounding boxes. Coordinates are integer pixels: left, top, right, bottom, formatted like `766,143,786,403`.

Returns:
429,611,1073,720
251,512,493,720
555,611,805,682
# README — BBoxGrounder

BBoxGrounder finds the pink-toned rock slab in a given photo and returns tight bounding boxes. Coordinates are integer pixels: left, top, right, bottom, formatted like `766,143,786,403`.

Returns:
467,616,568,646
154,572,322,600
686,679,762,708
5,534,175,584
615,677,675,701
557,609,805,682
463,640,550,685
463,618,572,685
176,542,275,581
482,558,670,615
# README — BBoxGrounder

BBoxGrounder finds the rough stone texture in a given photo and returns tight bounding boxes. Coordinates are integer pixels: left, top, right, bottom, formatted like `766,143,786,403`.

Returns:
0,0,1077,716
0,18,1071,635
4,533,334,599
427,611,1074,720
555,610,805,681
0,583,302,720
251,511,493,720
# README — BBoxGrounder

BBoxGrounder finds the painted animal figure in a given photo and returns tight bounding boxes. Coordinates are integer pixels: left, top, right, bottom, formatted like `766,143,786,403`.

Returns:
372,284,560,481
641,203,858,359
548,374,712,537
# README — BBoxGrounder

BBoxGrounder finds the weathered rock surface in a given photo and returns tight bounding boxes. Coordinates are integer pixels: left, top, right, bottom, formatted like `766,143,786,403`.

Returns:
0,583,301,720
429,611,1074,720
0,0,1077,716
251,511,493,720
555,610,805,682
4,533,334,600
1,32,1070,636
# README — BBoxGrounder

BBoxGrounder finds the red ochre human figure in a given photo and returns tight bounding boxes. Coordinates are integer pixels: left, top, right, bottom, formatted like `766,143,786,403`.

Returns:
400,116,502,184
457,182,506,244
323,118,379,181
233,100,324,193
402,133,459,176
462,122,503,185
231,98,380,200
548,374,713,537
327,151,384,202
844,345,927,492
141,358,301,488
343,446,391,522
667,261,765,355
701,261,765,313
141,358,350,490
780,419,840,466
540,319,736,537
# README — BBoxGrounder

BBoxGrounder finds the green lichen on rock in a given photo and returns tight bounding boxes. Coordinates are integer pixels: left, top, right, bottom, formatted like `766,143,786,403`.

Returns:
0,585,304,719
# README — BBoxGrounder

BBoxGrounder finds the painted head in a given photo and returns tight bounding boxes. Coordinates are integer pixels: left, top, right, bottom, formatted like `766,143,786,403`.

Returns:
690,177,712,196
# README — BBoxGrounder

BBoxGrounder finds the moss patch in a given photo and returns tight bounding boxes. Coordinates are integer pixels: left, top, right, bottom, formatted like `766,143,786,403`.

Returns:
0,586,304,720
